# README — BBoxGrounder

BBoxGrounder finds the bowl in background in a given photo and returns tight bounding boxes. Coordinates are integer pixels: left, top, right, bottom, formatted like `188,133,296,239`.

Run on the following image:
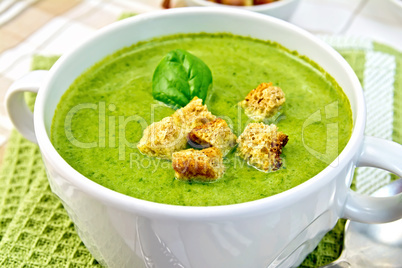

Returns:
389,0,402,9
185,0,300,20
389,0,402,19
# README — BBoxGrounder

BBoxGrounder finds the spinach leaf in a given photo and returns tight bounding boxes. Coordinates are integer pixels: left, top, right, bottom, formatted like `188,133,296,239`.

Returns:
152,49,212,108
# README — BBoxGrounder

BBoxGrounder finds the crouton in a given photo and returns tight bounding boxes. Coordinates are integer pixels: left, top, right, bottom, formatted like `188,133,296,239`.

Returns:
240,82,285,121
172,147,225,182
172,97,216,132
137,97,216,159
137,116,187,159
237,123,288,172
188,118,237,156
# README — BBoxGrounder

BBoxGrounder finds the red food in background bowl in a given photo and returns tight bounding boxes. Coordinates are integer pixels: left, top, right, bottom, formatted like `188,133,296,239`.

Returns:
210,0,280,6
185,0,300,20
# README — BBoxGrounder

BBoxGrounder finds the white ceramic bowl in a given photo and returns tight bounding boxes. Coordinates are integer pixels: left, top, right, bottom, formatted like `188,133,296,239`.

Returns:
185,0,300,20
5,7,402,268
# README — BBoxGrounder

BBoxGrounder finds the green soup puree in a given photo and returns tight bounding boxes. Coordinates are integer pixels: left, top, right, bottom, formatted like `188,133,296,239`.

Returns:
51,33,353,206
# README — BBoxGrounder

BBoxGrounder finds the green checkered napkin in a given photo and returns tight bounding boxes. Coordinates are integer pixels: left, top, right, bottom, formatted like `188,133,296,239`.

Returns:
0,40,401,267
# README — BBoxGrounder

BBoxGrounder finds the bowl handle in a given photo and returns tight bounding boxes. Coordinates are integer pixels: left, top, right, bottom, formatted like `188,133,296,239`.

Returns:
343,136,402,223
5,70,48,144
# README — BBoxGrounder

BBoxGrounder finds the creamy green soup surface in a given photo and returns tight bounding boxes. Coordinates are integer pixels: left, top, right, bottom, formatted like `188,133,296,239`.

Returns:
51,33,353,206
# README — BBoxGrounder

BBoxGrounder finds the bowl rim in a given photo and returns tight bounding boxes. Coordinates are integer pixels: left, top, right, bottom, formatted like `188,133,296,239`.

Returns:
34,7,365,220
186,0,299,11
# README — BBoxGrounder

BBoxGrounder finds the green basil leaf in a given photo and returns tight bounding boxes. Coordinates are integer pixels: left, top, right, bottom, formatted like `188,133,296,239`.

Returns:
152,49,212,108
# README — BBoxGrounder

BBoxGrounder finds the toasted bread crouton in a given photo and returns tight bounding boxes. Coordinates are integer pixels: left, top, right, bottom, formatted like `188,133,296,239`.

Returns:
240,82,285,121
237,123,288,172
172,147,225,182
188,118,237,156
172,97,216,132
137,116,187,159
